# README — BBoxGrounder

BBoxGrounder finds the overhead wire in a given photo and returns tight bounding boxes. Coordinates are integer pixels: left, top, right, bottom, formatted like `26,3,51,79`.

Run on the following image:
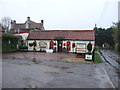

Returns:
97,0,111,25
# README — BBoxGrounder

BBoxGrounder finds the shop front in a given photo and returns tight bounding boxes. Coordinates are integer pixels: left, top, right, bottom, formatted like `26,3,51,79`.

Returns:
27,30,95,53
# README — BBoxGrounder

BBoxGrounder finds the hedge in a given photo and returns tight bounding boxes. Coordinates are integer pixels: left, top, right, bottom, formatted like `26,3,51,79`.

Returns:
114,43,120,53
2,33,20,53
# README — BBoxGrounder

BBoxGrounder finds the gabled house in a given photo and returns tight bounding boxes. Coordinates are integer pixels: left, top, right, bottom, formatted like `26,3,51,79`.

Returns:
9,17,45,45
10,17,45,33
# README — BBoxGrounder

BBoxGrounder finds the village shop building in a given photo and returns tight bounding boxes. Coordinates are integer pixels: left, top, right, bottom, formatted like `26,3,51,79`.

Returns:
27,30,95,54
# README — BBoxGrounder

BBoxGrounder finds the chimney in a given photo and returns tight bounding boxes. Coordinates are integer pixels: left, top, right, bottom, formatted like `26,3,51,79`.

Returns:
95,24,97,28
27,17,30,20
13,20,16,24
41,20,44,24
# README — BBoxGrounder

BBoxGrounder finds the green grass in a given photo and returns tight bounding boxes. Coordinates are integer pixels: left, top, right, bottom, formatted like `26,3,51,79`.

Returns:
95,47,102,51
94,53,102,63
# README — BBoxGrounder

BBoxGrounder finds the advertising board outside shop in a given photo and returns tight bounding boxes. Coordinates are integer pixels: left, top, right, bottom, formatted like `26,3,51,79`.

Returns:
76,41,86,53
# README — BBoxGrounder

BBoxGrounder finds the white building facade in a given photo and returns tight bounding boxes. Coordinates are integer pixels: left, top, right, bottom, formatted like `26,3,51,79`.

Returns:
27,30,95,54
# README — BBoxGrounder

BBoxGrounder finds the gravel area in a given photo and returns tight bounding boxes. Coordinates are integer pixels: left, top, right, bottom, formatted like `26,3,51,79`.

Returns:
2,52,92,63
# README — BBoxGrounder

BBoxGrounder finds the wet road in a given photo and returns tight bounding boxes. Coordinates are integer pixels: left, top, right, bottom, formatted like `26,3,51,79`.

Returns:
2,58,115,88
98,50,119,88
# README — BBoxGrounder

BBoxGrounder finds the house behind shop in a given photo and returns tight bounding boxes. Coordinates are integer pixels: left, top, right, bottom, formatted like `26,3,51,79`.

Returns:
9,17,45,45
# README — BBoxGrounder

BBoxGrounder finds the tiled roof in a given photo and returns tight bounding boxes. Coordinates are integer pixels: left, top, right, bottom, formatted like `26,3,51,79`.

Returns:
27,20,43,29
10,18,44,34
13,24,25,30
27,30,95,41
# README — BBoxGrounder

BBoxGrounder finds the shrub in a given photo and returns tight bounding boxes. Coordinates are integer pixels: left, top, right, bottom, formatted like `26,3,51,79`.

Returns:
87,42,92,52
19,45,28,49
2,33,20,53
114,43,120,53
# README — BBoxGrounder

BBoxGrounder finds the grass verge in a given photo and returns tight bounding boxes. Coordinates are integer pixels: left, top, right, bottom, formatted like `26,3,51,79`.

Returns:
94,53,102,63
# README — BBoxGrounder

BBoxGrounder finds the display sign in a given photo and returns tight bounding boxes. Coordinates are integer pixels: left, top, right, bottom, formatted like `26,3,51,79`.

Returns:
76,43,86,53
85,55,92,60
39,41,47,48
77,43,86,48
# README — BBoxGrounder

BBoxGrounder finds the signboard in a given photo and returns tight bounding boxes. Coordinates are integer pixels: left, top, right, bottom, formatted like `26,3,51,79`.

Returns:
85,55,92,60
76,43,86,53
39,41,47,48
76,48,86,53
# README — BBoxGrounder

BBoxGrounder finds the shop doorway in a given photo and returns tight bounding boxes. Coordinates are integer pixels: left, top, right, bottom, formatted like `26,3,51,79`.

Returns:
57,40,63,52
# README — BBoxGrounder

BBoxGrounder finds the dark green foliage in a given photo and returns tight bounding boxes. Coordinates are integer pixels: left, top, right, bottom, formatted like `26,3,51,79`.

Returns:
94,27,114,48
19,45,28,49
114,43,120,53
2,33,20,53
94,53,102,63
87,42,92,52
112,22,120,53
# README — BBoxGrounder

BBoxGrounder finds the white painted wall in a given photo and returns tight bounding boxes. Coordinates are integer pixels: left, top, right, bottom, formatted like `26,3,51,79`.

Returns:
63,40,95,53
28,40,57,51
27,40,95,53
28,40,34,51
14,33,29,46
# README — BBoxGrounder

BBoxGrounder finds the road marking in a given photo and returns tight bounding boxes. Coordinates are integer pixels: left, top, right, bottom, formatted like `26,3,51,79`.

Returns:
102,66,115,88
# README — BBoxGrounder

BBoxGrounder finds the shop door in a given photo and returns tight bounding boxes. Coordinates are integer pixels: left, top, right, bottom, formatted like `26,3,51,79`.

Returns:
58,40,63,52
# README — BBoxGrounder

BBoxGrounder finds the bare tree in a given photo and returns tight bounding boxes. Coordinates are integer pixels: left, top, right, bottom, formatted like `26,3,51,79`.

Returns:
1,17,11,32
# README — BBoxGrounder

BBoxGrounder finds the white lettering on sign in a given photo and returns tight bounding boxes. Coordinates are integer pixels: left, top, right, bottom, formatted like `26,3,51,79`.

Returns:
85,55,92,60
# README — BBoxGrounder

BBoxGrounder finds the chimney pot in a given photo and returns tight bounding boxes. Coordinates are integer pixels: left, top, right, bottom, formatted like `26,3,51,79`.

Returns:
41,20,44,24
13,20,16,23
27,17,30,20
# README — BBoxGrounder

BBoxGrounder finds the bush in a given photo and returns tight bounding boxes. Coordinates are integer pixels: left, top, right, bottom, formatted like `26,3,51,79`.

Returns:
2,33,20,53
114,43,120,53
19,45,28,49
87,42,92,52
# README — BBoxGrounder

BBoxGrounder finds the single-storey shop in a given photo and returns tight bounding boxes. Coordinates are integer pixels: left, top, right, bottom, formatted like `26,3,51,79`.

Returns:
27,30,95,53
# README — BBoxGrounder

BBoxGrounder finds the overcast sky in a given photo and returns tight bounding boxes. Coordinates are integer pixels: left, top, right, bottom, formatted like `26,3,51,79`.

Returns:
0,0,119,30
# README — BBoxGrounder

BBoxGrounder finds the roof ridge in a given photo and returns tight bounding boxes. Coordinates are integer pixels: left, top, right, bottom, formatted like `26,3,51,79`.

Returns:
29,20,42,25
31,30,94,32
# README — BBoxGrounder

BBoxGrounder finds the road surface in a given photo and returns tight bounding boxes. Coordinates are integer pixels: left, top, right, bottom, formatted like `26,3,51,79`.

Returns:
98,49,119,88
2,58,115,88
